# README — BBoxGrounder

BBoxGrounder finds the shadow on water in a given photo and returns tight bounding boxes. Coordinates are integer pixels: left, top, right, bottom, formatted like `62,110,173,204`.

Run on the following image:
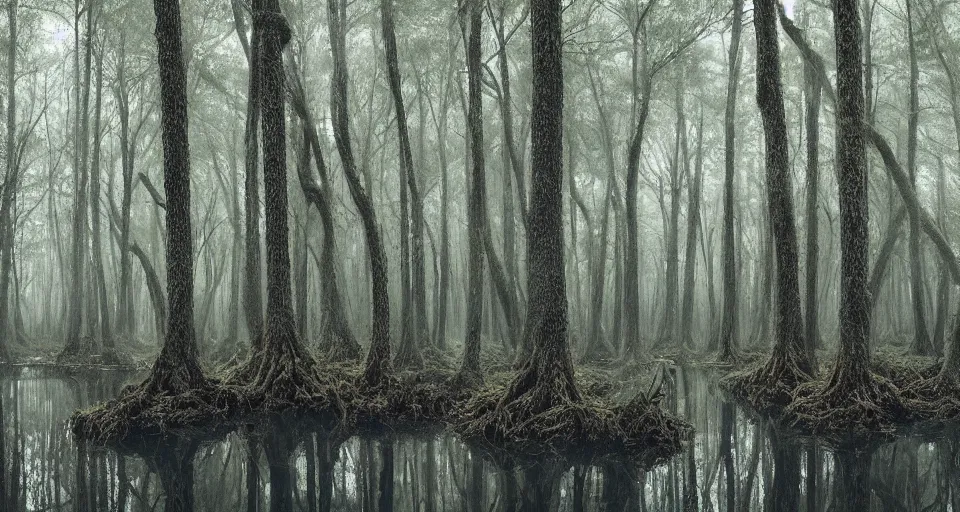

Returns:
1,366,958,511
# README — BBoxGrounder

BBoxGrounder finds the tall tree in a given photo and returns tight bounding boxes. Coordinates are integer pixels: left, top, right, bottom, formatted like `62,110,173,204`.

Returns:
456,0,486,387
679,109,704,351
803,41,822,370
905,1,931,356
735,0,810,402
0,0,18,362
498,0,580,412
621,12,653,360
658,77,685,347
719,0,744,361
329,0,392,387
381,0,425,368
60,0,96,360
145,0,206,395
287,65,361,361
822,0,873,395
242,0,264,350
89,34,113,356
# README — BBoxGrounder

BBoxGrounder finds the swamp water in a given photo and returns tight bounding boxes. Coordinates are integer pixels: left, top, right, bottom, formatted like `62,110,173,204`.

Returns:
2,366,958,511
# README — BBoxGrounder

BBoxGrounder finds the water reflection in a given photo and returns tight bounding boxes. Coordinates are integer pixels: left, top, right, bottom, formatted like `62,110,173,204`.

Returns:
0,366,957,511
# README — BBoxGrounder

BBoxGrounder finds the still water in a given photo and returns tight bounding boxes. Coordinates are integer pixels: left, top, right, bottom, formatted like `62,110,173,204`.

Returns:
2,366,958,511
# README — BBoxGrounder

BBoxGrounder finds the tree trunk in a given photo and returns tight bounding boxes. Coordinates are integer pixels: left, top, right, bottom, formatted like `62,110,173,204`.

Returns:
803,53,822,369
679,110,704,351
61,0,95,360
750,0,810,382
115,39,135,341
381,0,425,369
328,0,392,388
287,66,361,361
0,0,18,362
130,242,166,340
660,82,684,347
719,0,744,362
905,2,931,357
90,44,113,353
823,0,873,393
457,0,486,386
243,0,264,350
622,72,652,360
500,0,581,413
146,0,206,393
431,49,455,351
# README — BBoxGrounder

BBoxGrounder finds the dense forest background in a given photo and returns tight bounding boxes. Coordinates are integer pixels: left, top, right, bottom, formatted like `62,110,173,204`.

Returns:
0,0,955,368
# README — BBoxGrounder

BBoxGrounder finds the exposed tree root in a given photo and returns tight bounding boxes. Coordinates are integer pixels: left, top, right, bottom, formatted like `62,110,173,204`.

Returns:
899,372,960,422
225,320,351,421
354,369,460,431
722,348,811,413
71,376,239,449
456,359,690,460
784,371,911,442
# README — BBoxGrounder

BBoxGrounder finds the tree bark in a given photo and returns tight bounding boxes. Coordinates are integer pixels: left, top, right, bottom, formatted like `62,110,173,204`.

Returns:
679,109,704,351
243,0,264,351
90,39,113,352
827,0,872,392
0,0,18,362
803,50,822,369
146,0,206,393
328,0,392,387
457,0,486,386
905,2,932,356
500,0,581,411
719,0,744,361
61,0,95,360
751,0,810,377
114,38,136,341
287,65,361,361
130,241,166,340
381,0,425,369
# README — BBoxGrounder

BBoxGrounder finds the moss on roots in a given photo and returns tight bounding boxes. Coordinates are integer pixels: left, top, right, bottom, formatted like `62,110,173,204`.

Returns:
225,318,352,424
898,371,960,422
784,371,911,442
456,362,690,460
70,376,239,450
72,344,692,460
722,348,812,413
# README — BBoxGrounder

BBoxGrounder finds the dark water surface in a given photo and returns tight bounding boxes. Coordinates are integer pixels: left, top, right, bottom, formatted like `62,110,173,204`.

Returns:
3,366,959,511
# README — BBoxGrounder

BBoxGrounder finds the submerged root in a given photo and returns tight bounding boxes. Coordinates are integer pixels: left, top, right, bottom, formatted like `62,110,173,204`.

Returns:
785,372,910,441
